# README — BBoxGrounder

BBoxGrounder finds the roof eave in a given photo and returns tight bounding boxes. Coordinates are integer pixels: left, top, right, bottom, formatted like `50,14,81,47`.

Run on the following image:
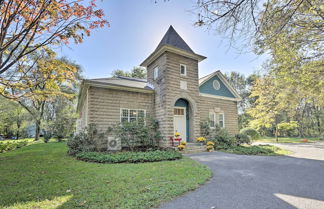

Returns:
83,79,154,94
140,45,206,67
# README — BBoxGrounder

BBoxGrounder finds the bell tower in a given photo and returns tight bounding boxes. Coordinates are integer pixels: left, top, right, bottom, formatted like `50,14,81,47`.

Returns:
141,26,206,144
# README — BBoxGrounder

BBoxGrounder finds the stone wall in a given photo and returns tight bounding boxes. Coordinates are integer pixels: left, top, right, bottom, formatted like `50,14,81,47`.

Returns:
147,51,201,144
198,95,239,135
87,87,155,131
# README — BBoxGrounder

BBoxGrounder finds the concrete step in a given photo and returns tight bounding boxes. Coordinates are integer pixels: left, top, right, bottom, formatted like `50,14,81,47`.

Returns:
186,142,204,147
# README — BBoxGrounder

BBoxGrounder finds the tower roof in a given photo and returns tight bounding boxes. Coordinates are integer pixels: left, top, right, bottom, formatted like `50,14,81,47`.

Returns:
140,25,206,67
155,25,194,53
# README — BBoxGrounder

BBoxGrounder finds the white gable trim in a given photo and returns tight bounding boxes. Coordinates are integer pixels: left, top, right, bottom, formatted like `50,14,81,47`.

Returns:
200,93,241,102
199,71,242,100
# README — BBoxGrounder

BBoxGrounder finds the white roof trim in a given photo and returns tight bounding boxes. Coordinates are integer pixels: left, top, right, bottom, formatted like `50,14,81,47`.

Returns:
199,71,242,100
200,93,241,101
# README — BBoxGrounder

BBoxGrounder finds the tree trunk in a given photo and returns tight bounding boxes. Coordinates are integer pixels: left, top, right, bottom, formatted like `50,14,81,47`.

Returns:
35,120,41,141
275,126,279,142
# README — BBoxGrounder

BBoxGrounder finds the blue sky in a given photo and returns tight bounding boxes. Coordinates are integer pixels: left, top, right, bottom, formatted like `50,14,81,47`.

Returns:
58,0,266,79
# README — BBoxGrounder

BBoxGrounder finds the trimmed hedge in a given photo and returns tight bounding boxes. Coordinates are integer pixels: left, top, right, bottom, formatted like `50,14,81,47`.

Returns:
76,150,183,163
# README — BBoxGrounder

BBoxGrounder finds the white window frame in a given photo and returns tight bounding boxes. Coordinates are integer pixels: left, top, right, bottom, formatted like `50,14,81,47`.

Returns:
120,108,146,123
218,113,225,128
180,64,187,76
209,112,225,128
209,112,216,128
153,67,159,80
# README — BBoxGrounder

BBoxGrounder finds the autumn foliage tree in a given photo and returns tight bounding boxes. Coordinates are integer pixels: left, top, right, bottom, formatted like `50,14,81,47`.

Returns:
1,48,79,140
0,0,108,75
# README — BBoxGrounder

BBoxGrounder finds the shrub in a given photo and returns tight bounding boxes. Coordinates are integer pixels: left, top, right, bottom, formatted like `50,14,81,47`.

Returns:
240,128,260,141
113,118,162,151
200,121,211,138
43,132,52,143
210,128,236,149
67,124,103,156
75,150,182,163
235,133,251,145
0,140,28,153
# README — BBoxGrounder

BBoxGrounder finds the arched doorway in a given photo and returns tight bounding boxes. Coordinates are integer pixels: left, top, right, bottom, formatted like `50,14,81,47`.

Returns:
174,98,189,141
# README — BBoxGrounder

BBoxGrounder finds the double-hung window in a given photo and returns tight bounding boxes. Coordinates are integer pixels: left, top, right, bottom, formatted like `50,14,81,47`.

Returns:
120,109,146,123
209,112,225,128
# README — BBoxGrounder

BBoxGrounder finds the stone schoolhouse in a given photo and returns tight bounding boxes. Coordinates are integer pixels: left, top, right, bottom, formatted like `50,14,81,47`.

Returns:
76,26,241,146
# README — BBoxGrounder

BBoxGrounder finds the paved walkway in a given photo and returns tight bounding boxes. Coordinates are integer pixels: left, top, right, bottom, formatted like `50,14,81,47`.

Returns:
158,142,324,209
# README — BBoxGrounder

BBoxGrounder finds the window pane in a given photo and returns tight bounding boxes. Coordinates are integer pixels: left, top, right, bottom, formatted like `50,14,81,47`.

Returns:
122,109,129,117
209,113,215,127
138,110,145,118
218,113,224,128
121,109,129,123
174,108,184,115
130,110,137,122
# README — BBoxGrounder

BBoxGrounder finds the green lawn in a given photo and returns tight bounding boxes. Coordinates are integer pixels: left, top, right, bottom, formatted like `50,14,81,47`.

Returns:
218,145,292,156
0,143,211,209
256,136,324,143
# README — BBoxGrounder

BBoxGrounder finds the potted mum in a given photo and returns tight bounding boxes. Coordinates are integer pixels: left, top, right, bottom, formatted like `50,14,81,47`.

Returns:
206,141,215,152
196,136,206,145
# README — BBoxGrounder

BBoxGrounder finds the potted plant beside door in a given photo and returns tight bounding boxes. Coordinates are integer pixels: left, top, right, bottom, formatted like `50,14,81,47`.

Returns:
196,137,206,146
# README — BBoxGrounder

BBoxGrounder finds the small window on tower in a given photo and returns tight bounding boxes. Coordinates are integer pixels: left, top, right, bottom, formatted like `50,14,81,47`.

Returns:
153,67,159,80
180,64,187,76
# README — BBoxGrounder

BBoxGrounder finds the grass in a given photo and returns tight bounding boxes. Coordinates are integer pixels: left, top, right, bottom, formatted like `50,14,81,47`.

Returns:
256,136,324,143
218,145,292,156
0,142,211,209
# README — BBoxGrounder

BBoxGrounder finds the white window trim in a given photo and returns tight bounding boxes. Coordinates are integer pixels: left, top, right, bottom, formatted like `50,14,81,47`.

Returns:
209,112,216,129
209,112,225,128
120,108,146,123
218,113,225,128
180,64,187,76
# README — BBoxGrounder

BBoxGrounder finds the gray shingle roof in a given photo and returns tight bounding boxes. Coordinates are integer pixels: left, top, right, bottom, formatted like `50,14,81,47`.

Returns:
155,25,194,53
86,76,154,90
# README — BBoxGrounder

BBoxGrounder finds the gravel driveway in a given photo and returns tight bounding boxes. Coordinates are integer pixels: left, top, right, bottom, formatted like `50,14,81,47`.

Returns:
158,142,324,209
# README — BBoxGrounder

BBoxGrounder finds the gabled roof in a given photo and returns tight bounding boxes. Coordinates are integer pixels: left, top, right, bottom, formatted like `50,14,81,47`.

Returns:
155,25,194,54
199,71,242,100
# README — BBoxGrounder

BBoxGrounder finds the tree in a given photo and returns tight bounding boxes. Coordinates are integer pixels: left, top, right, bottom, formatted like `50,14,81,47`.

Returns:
1,48,78,140
111,67,147,79
0,96,29,138
248,75,283,141
225,71,260,129
0,0,108,75
195,0,323,56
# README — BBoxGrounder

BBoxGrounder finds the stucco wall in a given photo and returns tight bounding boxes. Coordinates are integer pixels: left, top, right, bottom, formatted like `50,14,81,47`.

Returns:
87,86,155,131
